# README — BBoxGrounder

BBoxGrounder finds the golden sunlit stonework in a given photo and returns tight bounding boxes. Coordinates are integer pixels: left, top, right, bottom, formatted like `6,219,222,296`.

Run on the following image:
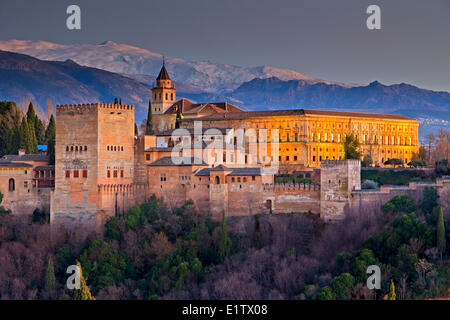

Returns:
2,63,447,232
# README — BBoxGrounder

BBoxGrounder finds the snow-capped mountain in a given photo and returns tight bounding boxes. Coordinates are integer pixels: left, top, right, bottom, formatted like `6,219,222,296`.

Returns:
0,40,350,93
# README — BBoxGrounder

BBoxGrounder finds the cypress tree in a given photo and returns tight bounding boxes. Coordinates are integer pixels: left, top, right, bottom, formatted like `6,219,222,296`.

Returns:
26,102,40,149
114,98,118,104
19,118,36,154
74,261,95,300
134,123,138,136
45,115,56,164
119,98,122,105
384,280,396,300
437,206,446,258
35,118,45,144
218,211,231,262
175,106,183,129
146,100,154,135
44,257,56,297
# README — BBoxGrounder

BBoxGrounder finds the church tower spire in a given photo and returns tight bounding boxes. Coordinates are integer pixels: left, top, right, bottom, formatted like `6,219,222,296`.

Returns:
152,58,176,114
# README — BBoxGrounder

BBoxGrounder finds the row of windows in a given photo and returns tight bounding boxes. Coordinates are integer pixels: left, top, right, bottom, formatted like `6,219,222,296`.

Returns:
251,122,415,133
153,93,174,101
65,170,88,178
107,170,124,178
312,156,342,162
66,146,87,152
309,133,414,145
6,179,33,191
107,146,124,151
229,176,256,183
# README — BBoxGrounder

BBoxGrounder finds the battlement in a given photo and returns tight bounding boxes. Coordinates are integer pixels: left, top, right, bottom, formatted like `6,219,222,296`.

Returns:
320,159,361,168
56,103,135,114
98,183,148,193
263,182,320,191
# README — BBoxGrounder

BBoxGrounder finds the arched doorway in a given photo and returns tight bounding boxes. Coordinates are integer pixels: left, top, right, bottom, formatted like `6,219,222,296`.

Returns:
265,199,272,214
215,176,220,184
8,178,15,191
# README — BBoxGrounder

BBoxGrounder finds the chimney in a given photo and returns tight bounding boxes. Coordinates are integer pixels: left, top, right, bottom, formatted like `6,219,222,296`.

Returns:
18,149,26,156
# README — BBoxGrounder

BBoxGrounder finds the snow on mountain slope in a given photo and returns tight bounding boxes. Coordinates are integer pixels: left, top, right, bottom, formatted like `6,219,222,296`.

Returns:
0,40,350,93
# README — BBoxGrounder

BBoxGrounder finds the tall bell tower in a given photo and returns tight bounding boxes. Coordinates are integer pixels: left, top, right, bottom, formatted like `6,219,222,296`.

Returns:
152,58,176,114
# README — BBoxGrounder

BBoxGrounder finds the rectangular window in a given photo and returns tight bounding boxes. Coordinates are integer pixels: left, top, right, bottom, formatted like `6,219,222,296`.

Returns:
294,156,298,161
113,170,118,178
313,156,316,162
73,170,79,178
120,170,124,178
294,133,298,142
107,170,111,178
146,154,150,161
82,170,88,178
65,170,70,178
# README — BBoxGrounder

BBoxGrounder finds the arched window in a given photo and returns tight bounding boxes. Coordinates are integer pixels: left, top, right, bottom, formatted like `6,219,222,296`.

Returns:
9,178,15,191
84,146,87,151
215,176,220,184
66,146,69,151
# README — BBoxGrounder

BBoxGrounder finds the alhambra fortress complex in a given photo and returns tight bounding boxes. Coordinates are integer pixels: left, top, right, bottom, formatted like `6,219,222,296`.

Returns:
1,64,449,230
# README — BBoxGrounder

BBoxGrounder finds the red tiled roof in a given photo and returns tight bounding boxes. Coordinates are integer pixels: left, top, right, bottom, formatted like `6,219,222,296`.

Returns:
183,109,418,121
164,99,244,115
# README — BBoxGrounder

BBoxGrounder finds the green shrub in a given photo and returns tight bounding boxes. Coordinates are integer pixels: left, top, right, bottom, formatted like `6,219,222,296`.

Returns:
361,180,378,189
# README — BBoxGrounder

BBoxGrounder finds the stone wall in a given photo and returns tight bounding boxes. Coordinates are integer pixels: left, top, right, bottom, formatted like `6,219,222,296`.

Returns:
320,160,361,220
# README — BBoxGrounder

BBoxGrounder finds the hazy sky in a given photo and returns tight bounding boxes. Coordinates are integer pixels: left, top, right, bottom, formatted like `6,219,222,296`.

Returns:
0,0,449,91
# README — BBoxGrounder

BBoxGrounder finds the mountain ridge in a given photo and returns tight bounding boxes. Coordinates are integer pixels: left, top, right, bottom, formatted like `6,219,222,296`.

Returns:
0,39,352,93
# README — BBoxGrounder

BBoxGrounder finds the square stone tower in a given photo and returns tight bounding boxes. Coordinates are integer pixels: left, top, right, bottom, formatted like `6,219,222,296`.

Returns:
51,103,135,230
320,159,361,220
